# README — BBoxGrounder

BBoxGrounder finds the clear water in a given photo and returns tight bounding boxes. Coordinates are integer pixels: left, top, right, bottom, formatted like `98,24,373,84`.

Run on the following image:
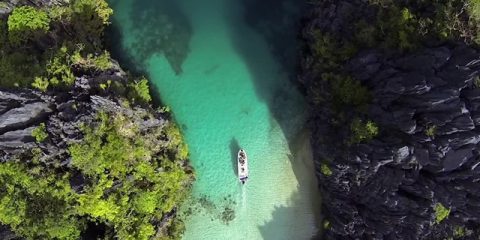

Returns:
109,0,321,239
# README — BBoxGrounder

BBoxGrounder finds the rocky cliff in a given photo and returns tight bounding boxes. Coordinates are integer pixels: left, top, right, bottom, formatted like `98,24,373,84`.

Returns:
301,1,480,239
0,1,193,239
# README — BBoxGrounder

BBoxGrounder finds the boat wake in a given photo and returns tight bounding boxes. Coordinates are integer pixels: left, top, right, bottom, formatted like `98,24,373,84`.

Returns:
241,184,247,211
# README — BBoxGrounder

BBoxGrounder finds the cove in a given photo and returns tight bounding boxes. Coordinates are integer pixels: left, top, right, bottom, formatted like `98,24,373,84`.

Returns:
108,0,321,239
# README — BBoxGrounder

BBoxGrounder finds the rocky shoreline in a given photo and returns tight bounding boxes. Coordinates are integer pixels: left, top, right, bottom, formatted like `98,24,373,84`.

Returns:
301,1,480,239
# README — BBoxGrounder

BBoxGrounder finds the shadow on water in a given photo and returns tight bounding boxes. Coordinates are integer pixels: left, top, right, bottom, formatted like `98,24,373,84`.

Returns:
105,0,193,106
229,138,240,177
223,0,322,238
239,0,306,80
224,0,308,145
106,0,192,75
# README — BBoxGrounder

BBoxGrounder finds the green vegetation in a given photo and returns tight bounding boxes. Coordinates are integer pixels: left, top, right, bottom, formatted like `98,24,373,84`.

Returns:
453,226,466,238
128,78,153,104
350,119,379,143
0,160,81,239
307,0,480,146
0,0,114,88
0,111,192,240
71,48,113,71
434,203,450,224
7,6,50,44
320,163,333,176
69,111,191,240
31,123,48,143
0,2,193,239
323,219,331,230
474,76,480,88
328,74,370,108
425,125,437,137
32,46,75,91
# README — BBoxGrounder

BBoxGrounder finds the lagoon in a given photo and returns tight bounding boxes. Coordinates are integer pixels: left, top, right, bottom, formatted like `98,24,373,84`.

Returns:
109,0,321,239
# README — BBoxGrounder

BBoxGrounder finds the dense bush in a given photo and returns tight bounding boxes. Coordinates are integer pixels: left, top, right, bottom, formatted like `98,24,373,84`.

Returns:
31,123,48,142
128,78,153,104
0,0,114,88
328,74,370,108
32,46,75,91
0,157,82,239
7,6,50,44
434,203,451,224
350,118,379,143
0,111,192,240
70,111,191,240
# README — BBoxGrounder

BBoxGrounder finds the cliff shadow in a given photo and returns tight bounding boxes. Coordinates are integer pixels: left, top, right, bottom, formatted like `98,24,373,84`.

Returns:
106,0,192,75
229,137,240,177
223,0,308,148
104,20,165,108
105,0,193,106
236,0,306,80
223,0,321,237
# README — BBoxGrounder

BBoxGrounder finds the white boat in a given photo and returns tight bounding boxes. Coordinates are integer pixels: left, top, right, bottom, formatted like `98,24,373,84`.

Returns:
238,149,248,184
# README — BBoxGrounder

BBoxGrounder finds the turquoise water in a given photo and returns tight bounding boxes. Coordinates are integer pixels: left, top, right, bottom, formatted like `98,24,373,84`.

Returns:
109,0,321,239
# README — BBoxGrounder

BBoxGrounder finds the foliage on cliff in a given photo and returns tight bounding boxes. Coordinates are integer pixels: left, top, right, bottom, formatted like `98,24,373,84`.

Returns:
0,112,191,240
305,0,480,144
303,0,480,239
0,0,113,88
0,1,193,239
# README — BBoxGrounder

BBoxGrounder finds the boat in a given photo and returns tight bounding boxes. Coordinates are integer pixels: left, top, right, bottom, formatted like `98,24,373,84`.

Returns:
238,149,249,184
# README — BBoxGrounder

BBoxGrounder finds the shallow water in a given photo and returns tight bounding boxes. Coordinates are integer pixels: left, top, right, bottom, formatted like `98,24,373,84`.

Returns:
109,0,321,239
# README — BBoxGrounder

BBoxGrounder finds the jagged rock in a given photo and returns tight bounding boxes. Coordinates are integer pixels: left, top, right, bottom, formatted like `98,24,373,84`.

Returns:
0,225,20,240
303,23,480,238
0,127,36,150
0,102,52,134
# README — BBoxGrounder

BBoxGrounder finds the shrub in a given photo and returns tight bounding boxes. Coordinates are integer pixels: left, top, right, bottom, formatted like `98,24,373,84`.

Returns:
468,0,480,22
32,123,48,142
425,125,437,137
32,46,75,91
323,219,331,229
128,77,152,104
32,77,49,92
327,74,371,108
434,203,450,224
71,0,112,48
312,31,357,71
320,163,333,176
7,6,50,44
350,118,379,143
454,226,466,238
71,48,112,71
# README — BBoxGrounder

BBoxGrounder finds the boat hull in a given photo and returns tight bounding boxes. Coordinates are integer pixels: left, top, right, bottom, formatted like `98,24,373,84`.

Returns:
237,149,248,184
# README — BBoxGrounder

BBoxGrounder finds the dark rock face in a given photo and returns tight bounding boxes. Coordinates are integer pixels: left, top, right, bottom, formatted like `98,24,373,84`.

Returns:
0,62,168,162
0,225,19,240
309,44,480,239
